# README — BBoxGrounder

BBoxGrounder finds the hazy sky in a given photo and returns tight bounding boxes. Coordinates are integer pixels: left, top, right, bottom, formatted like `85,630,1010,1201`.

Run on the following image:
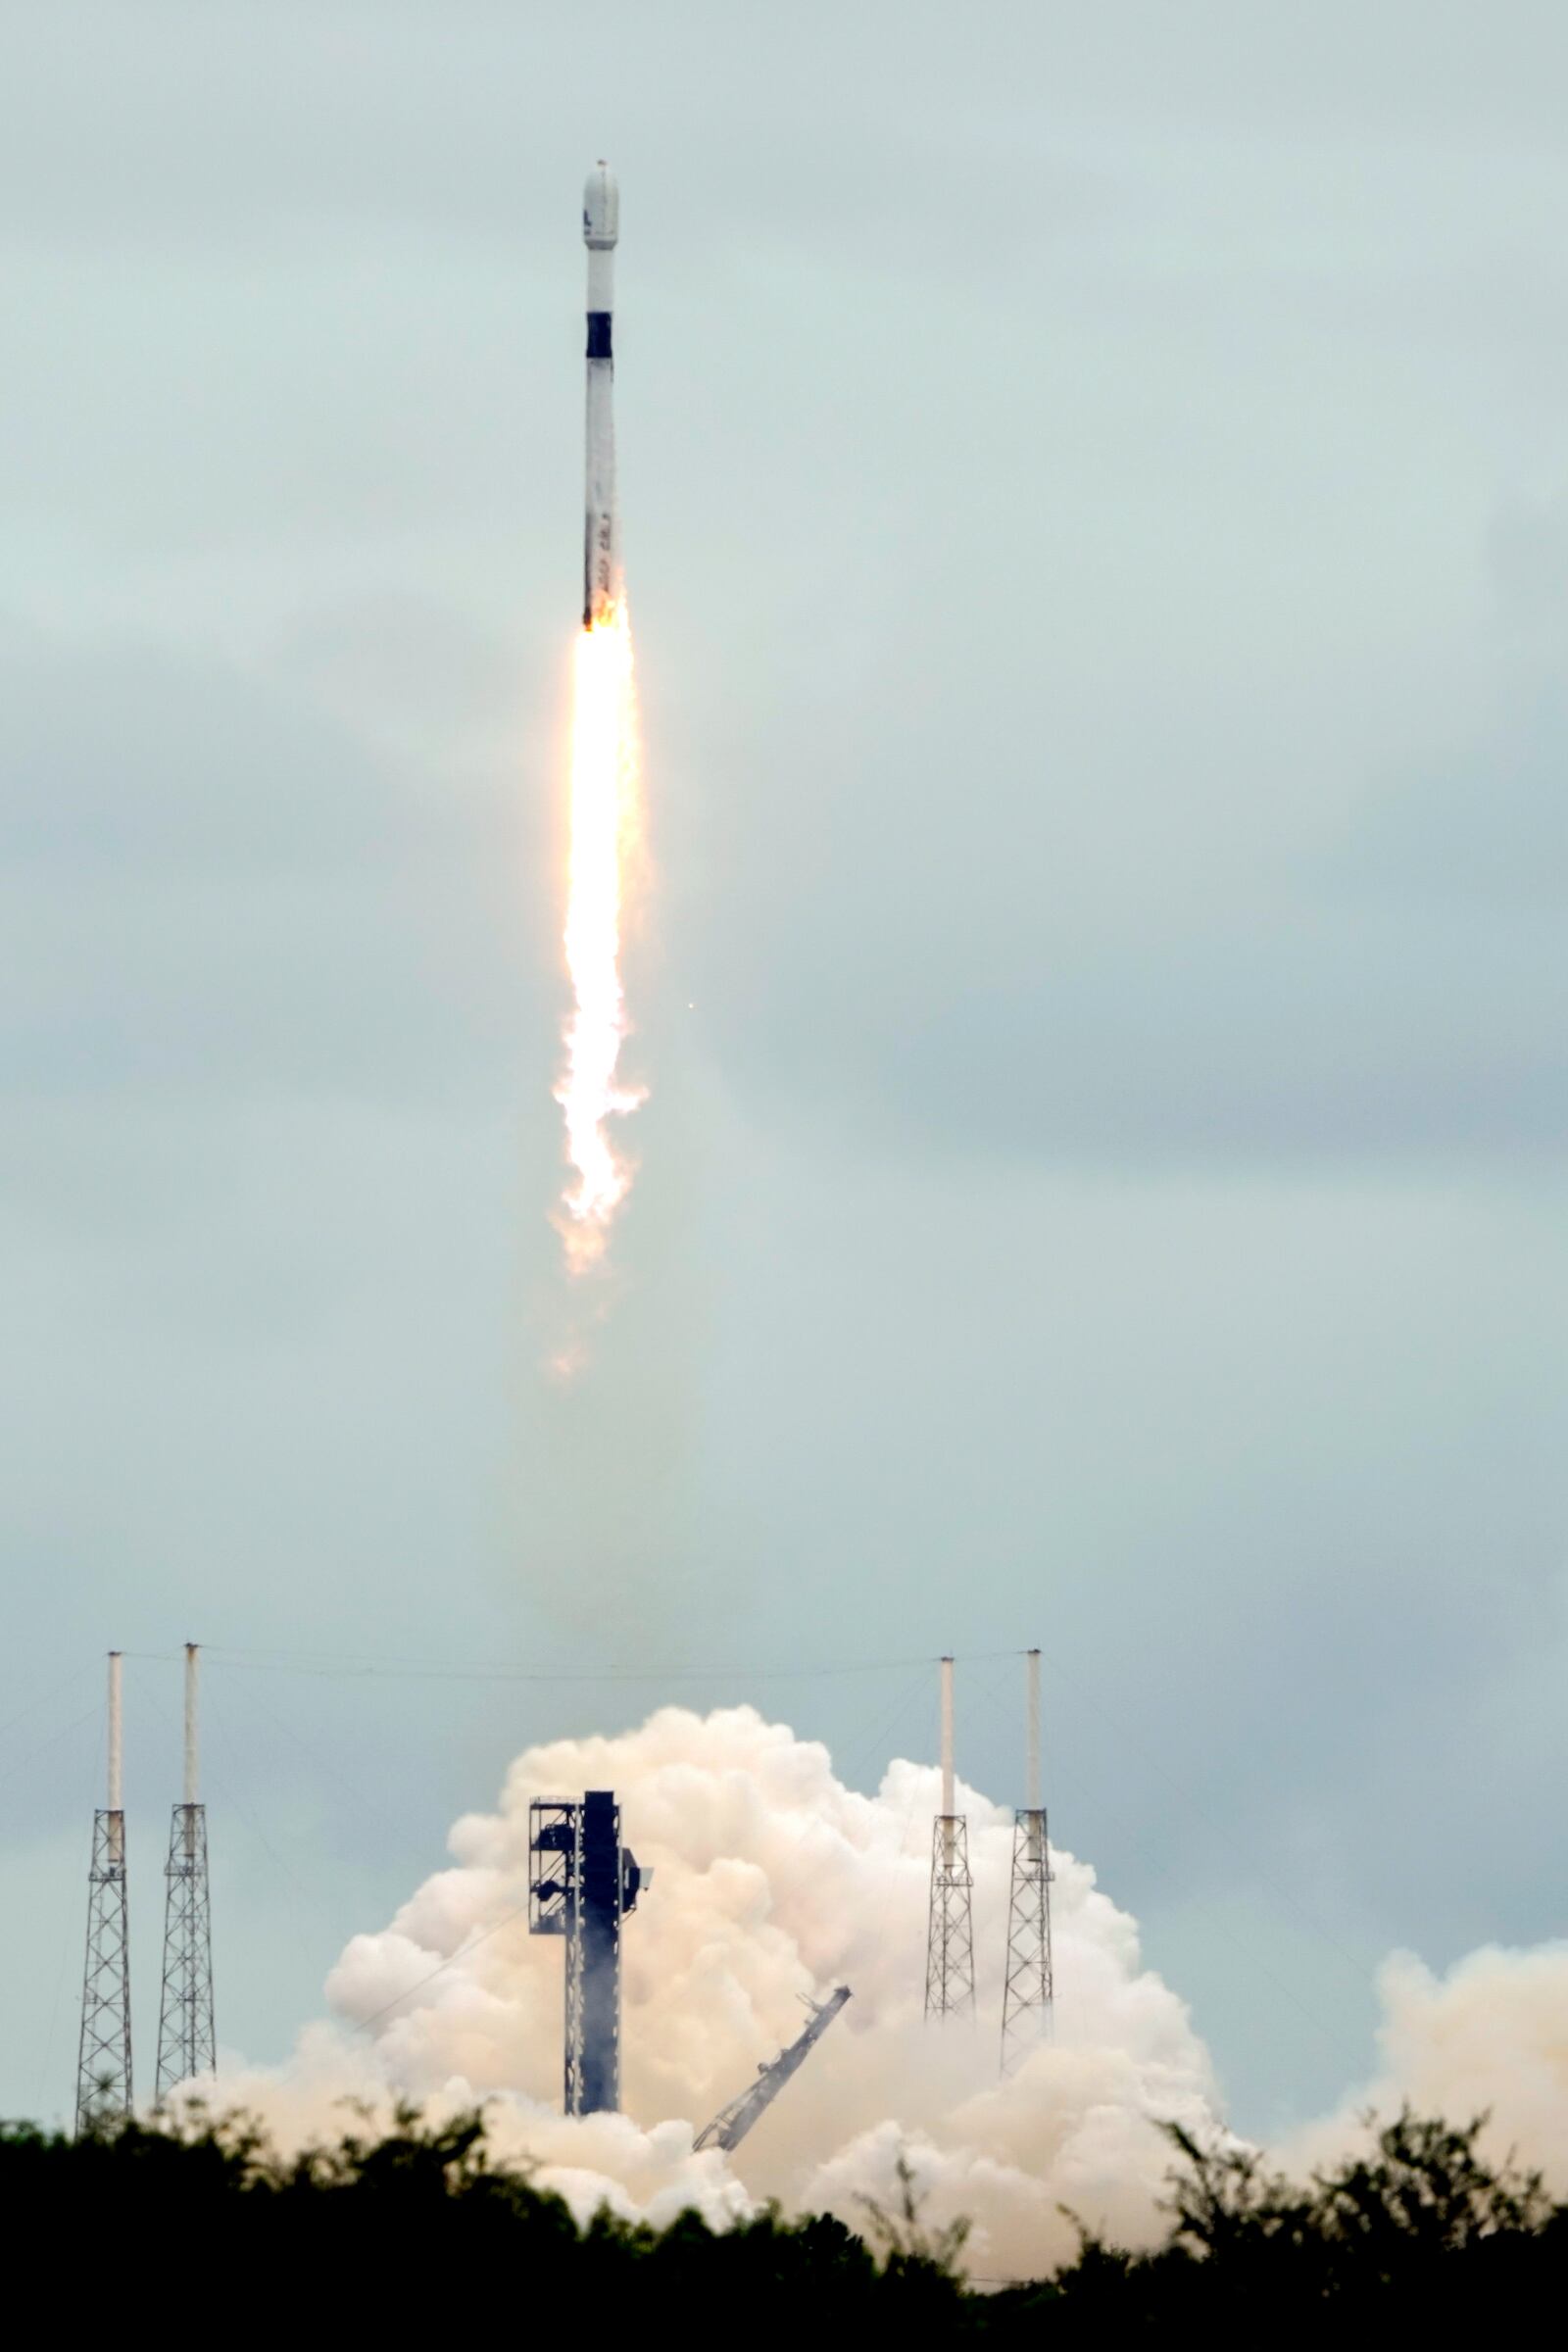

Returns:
1,1,1563,2135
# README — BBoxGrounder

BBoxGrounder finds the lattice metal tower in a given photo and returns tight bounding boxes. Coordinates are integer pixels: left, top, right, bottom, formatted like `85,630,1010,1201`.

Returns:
1001,1646,1054,2070
696,1985,852,2152
75,1651,132,2133
528,1789,643,2114
157,1642,216,2100
924,1654,975,2018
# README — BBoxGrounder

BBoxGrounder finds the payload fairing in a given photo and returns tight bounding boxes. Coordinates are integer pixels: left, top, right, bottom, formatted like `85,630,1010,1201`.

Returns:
582,162,620,629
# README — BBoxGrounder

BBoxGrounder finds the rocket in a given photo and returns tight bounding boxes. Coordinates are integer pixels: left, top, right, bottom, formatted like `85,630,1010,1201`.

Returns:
582,161,619,630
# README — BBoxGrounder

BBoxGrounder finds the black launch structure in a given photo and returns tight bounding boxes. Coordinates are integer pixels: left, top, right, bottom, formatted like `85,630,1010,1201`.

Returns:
529,1790,643,2115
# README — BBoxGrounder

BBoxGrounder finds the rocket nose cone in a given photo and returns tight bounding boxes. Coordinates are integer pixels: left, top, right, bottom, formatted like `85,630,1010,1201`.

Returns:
583,161,619,249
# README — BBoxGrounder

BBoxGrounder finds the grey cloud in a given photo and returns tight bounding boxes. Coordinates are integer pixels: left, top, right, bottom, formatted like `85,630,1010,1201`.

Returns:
0,617,534,1113
687,704,1566,1167
1489,493,1568,611
0,621,410,873
854,909,1562,1165
1337,686,1568,908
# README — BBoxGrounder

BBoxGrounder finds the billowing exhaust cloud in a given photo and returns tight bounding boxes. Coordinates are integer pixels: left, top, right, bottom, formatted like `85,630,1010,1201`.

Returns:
211,1704,1218,2272
1285,1939,1568,2189
206,1705,1568,2278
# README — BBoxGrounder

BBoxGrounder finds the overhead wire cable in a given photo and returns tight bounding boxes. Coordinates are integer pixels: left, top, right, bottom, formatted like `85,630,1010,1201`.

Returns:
1037,1643,1378,1995
122,1642,1028,1686
0,1661,95,1752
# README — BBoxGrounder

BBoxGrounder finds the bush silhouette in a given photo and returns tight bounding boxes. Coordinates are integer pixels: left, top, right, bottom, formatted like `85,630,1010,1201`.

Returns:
5,2100,1561,2330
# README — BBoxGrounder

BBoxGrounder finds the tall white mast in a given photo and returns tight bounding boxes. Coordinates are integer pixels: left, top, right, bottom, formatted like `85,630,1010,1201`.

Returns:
183,1642,199,1847
940,1651,956,1848
107,1649,123,1857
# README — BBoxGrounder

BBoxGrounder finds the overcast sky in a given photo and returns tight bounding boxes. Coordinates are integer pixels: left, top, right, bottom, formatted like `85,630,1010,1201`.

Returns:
1,1,1563,2136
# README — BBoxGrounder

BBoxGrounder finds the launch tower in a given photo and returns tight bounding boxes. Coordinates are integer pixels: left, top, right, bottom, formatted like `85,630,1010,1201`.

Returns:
529,1789,642,2114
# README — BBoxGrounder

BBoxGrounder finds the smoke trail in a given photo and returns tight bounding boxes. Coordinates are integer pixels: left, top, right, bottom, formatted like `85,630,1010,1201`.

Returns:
555,602,645,1273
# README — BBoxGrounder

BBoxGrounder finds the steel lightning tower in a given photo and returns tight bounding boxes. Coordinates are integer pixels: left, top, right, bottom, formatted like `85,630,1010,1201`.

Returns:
529,1789,643,2115
75,1650,132,2132
1001,1646,1054,2069
156,1642,216,2100
924,1654,975,2019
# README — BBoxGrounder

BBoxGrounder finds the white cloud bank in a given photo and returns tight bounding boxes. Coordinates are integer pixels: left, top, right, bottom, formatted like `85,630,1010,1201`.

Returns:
203,1705,1568,2279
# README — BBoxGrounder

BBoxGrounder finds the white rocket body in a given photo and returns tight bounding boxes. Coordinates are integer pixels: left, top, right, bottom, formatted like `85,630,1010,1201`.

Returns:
582,162,619,628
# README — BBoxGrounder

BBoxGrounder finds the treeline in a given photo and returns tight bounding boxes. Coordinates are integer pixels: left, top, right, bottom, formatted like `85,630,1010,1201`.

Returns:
8,2102,1565,2327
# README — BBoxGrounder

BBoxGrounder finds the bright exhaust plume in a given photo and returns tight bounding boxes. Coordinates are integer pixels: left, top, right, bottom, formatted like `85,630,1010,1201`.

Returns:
555,602,644,1272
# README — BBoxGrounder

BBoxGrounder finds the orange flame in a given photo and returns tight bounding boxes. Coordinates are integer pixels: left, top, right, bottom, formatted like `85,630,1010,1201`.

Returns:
554,601,644,1272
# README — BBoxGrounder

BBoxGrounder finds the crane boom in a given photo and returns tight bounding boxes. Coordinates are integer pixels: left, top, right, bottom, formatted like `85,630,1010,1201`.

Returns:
694,1986,852,2153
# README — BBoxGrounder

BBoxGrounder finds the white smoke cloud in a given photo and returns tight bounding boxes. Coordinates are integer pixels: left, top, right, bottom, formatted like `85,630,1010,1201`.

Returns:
1284,1939,1568,2195
202,1705,1568,2278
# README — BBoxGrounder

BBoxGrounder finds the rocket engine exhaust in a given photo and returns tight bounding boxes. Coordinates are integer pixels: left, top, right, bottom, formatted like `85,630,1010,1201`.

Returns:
554,163,645,1277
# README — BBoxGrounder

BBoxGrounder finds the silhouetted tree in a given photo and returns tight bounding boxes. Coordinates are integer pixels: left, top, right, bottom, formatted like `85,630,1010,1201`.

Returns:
3,2099,1561,2332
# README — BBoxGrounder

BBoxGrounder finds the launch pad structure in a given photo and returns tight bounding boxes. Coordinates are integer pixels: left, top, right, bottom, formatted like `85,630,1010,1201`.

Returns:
75,1652,132,2133
924,1654,975,2019
695,1985,852,2153
75,1643,220,2132
529,1790,643,2116
65,1625,1054,2132
1000,1647,1054,2068
157,1642,216,2100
